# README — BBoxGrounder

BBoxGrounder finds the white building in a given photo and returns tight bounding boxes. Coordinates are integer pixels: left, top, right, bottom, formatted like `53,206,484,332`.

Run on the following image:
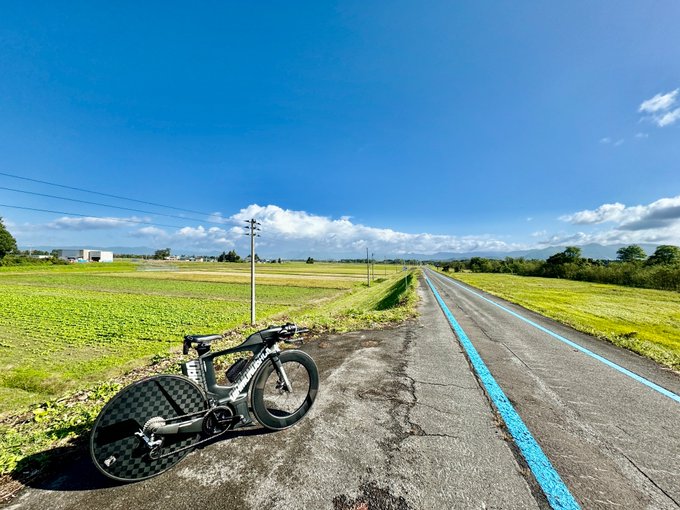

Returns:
88,250,113,262
57,249,113,263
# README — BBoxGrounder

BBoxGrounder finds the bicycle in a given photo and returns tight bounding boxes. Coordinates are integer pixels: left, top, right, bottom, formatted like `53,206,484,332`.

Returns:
90,323,319,482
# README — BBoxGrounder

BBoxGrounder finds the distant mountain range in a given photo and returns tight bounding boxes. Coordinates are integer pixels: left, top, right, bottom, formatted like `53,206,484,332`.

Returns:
19,243,662,261
405,243,661,261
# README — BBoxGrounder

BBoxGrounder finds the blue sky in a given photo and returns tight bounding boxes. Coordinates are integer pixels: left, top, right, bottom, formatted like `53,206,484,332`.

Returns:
1,2,679,257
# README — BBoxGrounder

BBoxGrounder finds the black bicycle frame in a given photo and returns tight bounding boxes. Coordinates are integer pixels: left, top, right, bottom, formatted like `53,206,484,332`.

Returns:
179,327,288,430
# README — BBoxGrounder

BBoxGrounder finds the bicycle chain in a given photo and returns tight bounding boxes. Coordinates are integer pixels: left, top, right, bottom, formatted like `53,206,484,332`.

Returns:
150,415,245,460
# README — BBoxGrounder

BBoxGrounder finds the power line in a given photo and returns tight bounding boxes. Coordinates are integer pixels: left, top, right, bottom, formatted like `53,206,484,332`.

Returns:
0,203,194,230
0,185,230,226
0,170,215,216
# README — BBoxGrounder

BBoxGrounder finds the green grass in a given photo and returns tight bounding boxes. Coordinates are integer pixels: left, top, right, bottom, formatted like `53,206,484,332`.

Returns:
0,263,419,481
437,271,680,370
294,270,419,332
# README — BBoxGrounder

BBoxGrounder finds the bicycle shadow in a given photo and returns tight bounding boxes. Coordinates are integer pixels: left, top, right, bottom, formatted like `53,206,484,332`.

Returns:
10,426,272,494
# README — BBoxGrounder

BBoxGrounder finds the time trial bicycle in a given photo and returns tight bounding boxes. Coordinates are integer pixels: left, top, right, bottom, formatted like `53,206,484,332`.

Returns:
90,323,318,482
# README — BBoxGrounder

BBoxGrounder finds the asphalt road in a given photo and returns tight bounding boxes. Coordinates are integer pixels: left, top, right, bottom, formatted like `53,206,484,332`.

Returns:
425,268,680,509
4,283,540,510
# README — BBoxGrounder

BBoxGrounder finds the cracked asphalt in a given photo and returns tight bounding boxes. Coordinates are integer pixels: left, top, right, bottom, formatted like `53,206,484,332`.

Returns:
4,281,540,510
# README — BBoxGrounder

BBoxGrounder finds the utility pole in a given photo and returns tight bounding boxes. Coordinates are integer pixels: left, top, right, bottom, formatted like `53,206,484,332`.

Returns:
366,247,370,287
371,252,374,281
245,218,261,324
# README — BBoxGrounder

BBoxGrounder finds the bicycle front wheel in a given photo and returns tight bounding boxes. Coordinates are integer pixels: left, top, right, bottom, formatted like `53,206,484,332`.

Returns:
251,350,319,430
90,375,207,482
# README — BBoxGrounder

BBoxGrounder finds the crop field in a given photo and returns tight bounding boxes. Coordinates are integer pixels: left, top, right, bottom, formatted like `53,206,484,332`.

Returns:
0,261,418,480
442,271,680,370
0,261,400,416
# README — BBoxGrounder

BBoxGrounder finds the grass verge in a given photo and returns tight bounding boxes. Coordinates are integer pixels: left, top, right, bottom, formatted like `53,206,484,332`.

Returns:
0,269,419,498
434,270,680,371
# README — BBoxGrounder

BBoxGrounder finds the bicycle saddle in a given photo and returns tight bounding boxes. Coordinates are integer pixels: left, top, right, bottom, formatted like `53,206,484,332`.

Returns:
183,334,222,355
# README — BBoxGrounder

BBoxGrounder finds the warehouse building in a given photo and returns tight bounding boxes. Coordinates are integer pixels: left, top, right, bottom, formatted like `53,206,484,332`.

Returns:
57,249,114,263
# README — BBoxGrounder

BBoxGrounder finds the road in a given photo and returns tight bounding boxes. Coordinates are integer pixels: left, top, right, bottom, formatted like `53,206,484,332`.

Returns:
425,268,680,509
5,272,679,509
4,283,540,510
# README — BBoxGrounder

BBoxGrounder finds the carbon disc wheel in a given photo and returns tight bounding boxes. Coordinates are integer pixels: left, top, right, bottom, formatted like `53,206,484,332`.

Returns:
90,375,207,482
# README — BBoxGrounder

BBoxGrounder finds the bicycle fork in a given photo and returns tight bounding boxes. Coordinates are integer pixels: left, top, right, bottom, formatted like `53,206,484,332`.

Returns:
272,355,293,392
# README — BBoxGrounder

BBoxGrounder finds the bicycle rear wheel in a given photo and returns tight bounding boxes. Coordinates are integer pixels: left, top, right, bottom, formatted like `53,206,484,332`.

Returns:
251,350,319,430
90,375,207,482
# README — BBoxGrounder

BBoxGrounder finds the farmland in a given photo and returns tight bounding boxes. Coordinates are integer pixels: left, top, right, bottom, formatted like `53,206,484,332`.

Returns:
0,261,409,416
0,260,418,480
438,271,680,370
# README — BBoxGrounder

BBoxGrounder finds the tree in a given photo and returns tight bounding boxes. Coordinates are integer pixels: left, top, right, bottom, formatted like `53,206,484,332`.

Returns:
306,257,314,264
218,250,241,262
563,246,582,262
647,245,680,265
153,248,171,260
616,244,646,263
547,246,582,266
0,217,17,259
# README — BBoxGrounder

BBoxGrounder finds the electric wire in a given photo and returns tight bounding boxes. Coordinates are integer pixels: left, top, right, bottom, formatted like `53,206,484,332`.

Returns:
0,185,229,226
0,203,194,230
0,170,215,216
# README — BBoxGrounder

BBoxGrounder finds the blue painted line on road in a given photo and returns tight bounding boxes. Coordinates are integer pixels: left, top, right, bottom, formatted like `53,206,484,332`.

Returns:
430,271,680,405
425,275,580,510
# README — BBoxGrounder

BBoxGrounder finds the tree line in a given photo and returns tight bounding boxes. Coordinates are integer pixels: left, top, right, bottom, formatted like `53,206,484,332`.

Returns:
437,245,680,292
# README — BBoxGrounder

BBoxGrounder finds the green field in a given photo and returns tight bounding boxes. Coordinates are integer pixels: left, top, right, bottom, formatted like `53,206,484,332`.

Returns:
439,271,680,370
0,261,410,416
0,261,418,478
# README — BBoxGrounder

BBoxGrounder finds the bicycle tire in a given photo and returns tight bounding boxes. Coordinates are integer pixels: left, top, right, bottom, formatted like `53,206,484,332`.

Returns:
251,350,319,430
90,374,207,482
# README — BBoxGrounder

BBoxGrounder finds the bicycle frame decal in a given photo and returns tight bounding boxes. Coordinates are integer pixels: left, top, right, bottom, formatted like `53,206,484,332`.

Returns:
228,346,275,401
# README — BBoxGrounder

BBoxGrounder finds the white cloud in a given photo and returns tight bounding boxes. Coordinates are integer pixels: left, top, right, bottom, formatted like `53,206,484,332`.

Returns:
131,224,235,249
639,89,680,127
126,204,523,255
599,137,623,146
48,216,145,230
555,196,680,246
635,132,649,139
639,89,678,113
544,223,680,247
559,203,627,224
560,196,680,229
655,107,680,127
134,226,168,238
206,212,230,224
17,199,680,256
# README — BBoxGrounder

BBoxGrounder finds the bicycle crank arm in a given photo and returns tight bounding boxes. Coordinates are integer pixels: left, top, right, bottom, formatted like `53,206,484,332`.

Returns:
154,413,244,438
155,417,205,435
151,415,246,460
